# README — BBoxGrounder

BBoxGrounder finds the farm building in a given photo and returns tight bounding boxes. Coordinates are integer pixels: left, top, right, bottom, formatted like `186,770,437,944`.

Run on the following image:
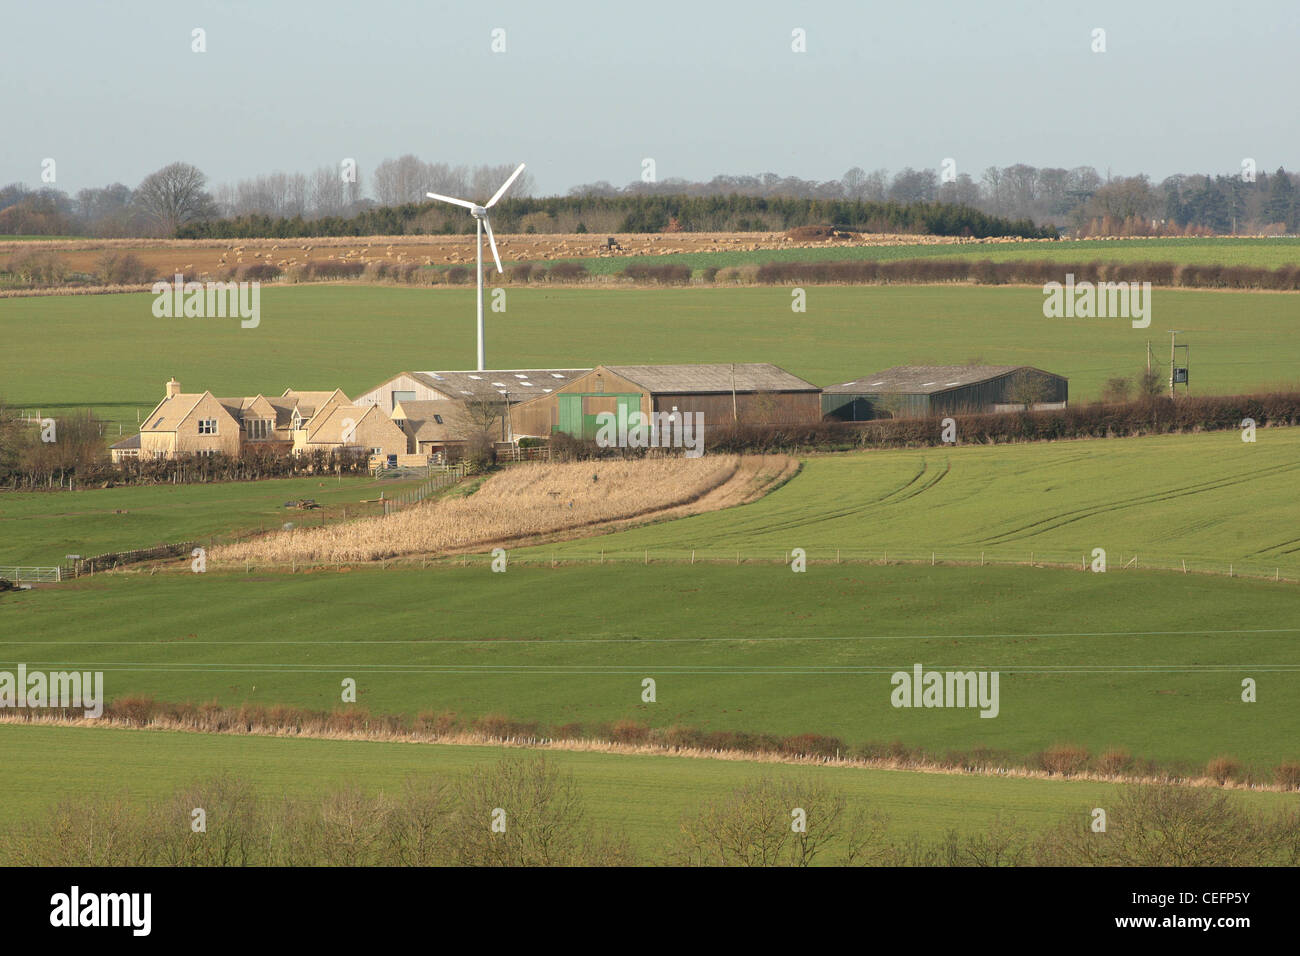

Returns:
822,366,1068,420
511,364,822,439
391,399,480,458
292,402,407,461
109,433,140,463
355,369,591,415
137,379,244,459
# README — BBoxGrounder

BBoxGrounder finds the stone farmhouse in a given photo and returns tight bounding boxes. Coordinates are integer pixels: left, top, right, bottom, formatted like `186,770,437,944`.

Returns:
111,379,406,463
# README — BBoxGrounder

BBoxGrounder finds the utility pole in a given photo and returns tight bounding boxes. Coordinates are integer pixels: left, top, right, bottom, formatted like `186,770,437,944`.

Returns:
1168,330,1189,398
1169,331,1177,398
730,363,738,423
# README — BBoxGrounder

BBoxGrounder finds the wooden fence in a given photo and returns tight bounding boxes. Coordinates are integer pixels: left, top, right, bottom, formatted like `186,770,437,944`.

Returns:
68,541,198,577
383,461,470,515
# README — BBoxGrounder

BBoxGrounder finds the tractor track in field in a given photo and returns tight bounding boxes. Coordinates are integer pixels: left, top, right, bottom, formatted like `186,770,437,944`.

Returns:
975,460,1300,547
704,457,951,540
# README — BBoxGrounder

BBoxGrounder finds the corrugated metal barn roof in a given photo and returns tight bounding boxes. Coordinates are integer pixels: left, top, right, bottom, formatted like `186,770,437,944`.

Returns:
824,365,1036,394
604,363,819,394
409,369,590,401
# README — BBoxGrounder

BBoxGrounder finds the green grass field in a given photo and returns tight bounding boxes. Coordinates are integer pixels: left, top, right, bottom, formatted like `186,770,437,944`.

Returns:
565,236,1300,276
2,284,1297,430
527,430,1300,578
0,724,1290,859
0,474,424,567
4,430,1299,768
3,562,1298,768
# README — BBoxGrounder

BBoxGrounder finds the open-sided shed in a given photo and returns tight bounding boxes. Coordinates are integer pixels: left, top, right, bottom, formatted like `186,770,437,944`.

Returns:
822,365,1068,420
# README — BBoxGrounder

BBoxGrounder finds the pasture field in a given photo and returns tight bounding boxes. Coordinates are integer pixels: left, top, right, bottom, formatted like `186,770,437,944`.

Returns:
527,430,1300,579
0,724,1291,860
2,284,1298,430
0,474,425,567
3,562,1299,769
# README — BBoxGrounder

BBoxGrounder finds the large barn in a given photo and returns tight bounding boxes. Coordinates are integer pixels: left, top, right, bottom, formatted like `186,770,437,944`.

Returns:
511,363,822,439
355,369,592,415
822,365,1068,420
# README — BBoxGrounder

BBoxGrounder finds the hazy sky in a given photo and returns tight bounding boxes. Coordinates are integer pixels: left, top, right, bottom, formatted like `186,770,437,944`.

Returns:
5,0,1297,197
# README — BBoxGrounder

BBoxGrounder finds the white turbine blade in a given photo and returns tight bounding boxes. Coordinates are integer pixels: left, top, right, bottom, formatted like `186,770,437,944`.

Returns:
485,163,526,208
426,191,477,210
483,217,503,273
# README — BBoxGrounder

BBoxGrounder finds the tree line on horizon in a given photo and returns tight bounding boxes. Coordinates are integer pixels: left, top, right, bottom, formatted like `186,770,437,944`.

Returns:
1,155,1297,239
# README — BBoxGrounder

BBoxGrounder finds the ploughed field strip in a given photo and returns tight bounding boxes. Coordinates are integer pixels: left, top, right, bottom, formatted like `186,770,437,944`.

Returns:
3,564,1299,768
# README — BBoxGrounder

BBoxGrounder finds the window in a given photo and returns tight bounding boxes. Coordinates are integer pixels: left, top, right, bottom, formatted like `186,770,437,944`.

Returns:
370,447,382,455
434,414,443,424
198,418,217,435
246,419,271,440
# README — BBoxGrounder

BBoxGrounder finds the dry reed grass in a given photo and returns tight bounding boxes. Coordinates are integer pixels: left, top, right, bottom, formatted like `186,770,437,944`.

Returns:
212,456,739,564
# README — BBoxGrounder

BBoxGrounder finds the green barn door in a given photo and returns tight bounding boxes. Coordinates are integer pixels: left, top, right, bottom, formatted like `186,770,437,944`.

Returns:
557,394,582,436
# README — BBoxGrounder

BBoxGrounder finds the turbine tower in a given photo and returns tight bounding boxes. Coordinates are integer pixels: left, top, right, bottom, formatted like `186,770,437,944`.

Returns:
426,163,526,371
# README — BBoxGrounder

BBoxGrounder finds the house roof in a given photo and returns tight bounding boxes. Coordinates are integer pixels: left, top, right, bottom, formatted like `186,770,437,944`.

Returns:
263,398,297,428
602,363,819,394
110,433,140,450
281,388,349,419
302,404,370,444
823,365,1040,395
407,369,590,402
140,393,210,432
215,398,245,420
393,401,478,442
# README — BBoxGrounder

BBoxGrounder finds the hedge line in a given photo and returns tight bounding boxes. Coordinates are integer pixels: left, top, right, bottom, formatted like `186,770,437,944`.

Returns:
703,392,1300,453
750,258,1300,290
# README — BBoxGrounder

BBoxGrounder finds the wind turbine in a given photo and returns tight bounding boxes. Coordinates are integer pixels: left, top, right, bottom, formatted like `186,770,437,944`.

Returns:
426,163,526,371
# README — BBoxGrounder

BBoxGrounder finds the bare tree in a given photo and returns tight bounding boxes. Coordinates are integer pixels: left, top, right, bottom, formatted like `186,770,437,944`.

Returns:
133,162,215,235
1008,372,1049,410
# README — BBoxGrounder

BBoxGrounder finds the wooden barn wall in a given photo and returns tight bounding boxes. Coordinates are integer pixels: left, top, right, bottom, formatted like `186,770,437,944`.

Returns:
354,374,452,412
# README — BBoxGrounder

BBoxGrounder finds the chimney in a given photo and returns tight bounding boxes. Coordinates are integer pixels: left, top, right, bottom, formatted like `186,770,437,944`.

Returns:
166,378,181,398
